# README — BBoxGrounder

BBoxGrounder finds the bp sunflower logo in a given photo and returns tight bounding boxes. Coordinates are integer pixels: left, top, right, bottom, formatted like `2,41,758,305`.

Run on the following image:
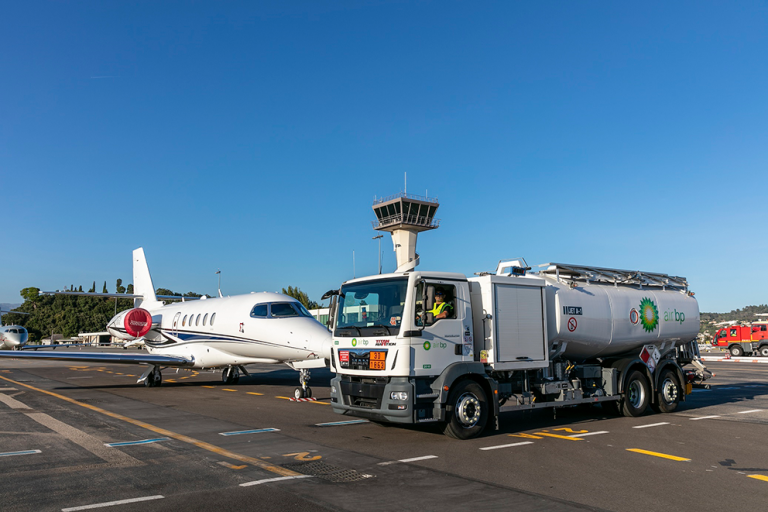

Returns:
351,338,357,347
423,341,431,351
639,298,659,333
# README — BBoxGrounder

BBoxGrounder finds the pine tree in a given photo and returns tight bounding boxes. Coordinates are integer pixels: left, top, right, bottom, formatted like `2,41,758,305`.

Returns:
78,285,83,292
102,281,108,293
88,281,95,293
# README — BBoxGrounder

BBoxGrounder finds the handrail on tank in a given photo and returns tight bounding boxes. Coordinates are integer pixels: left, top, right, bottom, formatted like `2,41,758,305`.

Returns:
536,263,688,291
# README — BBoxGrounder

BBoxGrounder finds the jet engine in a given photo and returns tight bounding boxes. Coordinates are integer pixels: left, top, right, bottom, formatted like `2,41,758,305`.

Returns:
107,308,153,340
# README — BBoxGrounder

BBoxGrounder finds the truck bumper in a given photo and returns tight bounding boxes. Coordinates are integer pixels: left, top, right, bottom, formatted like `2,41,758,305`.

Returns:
330,375,415,424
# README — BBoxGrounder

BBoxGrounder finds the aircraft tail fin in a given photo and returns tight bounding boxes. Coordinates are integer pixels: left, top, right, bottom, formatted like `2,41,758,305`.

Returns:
133,248,163,310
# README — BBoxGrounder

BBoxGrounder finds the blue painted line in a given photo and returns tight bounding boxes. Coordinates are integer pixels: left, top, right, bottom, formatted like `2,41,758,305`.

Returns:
219,428,280,436
315,420,370,427
106,437,169,447
0,449,41,457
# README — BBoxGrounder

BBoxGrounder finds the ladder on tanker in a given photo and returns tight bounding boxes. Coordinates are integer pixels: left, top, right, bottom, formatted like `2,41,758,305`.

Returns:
536,263,689,292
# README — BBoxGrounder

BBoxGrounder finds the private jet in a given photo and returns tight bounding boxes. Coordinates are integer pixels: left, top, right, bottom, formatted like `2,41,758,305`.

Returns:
0,325,29,350
0,248,331,398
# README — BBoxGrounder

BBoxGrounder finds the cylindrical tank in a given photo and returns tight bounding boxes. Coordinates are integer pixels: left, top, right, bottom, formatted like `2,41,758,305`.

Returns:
541,276,700,360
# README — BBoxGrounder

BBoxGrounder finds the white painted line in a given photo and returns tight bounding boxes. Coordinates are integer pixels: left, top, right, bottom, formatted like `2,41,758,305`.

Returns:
479,441,534,451
105,438,169,447
61,495,164,511
378,455,438,465
0,387,17,391
315,419,369,427
0,449,41,457
737,409,763,414
701,356,768,364
240,475,313,487
569,431,609,437
633,422,670,429
690,415,721,421
219,428,280,436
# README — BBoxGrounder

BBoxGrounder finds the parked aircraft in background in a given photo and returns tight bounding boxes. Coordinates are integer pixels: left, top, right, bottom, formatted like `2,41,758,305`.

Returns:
0,325,29,350
0,248,331,398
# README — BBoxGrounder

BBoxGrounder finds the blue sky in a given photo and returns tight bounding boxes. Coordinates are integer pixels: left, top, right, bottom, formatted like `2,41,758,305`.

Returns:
1,1,766,313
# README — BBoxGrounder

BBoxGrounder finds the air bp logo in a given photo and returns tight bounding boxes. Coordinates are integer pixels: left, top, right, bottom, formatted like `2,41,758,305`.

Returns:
351,338,357,347
639,298,659,333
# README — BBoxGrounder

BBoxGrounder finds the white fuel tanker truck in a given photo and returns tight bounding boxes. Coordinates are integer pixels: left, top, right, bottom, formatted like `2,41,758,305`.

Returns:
325,260,711,439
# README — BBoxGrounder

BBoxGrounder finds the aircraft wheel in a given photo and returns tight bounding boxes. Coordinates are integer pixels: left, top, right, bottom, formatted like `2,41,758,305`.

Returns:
305,387,312,398
294,387,305,399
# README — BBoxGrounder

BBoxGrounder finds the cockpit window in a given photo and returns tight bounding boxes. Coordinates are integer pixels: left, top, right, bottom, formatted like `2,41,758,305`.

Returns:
270,303,299,317
250,304,268,318
294,303,313,318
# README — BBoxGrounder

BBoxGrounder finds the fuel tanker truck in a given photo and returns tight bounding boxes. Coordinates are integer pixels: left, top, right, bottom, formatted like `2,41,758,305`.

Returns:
322,193,712,439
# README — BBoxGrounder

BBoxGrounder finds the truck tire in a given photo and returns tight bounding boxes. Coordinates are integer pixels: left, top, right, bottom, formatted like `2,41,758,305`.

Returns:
443,380,488,440
729,345,743,357
651,368,680,414
760,346,768,357
620,371,650,417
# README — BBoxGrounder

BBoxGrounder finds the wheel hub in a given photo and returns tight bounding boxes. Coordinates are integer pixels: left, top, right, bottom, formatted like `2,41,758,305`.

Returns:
455,392,481,428
628,381,645,408
661,378,678,404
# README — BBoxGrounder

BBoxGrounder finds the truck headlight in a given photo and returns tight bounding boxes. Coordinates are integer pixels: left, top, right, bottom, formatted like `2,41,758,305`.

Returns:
390,391,408,401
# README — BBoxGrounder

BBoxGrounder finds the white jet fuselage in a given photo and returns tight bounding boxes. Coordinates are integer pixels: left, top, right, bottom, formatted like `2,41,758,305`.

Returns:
107,292,331,369
0,325,29,350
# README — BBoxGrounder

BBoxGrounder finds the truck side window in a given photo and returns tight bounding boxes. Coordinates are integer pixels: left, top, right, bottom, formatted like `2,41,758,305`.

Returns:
729,328,738,337
417,284,456,327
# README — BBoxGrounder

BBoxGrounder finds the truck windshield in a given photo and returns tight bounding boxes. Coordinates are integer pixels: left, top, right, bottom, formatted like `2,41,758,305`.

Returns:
336,277,407,337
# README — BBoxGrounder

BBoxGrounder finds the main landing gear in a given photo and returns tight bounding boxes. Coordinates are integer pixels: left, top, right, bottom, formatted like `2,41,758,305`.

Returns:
294,369,312,399
140,365,163,387
222,366,248,385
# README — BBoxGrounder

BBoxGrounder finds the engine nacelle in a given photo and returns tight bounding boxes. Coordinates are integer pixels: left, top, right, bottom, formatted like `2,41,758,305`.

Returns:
107,308,153,340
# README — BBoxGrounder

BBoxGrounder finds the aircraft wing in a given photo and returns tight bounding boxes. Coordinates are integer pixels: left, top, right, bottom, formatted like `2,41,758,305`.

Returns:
0,350,193,367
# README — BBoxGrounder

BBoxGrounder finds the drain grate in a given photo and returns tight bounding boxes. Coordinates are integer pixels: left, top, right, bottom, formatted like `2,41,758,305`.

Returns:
283,460,372,483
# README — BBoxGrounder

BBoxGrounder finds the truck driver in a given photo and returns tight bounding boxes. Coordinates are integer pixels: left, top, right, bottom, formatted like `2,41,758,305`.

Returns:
429,289,454,320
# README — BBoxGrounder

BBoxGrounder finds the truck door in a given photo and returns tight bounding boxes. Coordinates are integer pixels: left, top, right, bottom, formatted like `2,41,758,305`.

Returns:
412,281,468,375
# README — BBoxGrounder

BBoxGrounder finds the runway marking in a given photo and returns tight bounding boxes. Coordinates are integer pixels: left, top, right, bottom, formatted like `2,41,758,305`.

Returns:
308,400,330,405
748,474,768,483
284,451,322,461
202,386,216,388
0,449,41,457
315,420,369,427
61,495,164,511
105,438,169,447
0,393,32,409
276,396,292,400
246,392,264,396
633,422,670,429
480,441,534,451
0,387,17,390
569,431,609,437
0,375,300,477
222,389,237,392
553,428,589,434
690,415,721,421
737,409,763,414
218,461,247,470
164,379,176,383
510,433,542,439
219,428,280,436
378,455,438,465
535,431,583,441
626,449,690,461
240,475,313,487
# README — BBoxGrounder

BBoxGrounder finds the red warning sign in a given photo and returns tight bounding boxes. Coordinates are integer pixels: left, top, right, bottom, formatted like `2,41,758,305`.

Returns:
629,308,639,324
567,317,577,332
339,351,350,363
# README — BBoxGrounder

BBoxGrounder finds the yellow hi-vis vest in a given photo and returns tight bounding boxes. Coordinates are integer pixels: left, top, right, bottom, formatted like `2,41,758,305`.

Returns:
429,301,452,317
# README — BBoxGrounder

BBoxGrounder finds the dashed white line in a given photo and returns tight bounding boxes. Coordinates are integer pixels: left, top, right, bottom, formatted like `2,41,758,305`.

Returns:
240,475,313,487
479,441,534,451
633,422,670,429
737,409,763,414
690,415,721,421
0,449,41,457
61,495,164,511
569,431,609,437
378,455,438,465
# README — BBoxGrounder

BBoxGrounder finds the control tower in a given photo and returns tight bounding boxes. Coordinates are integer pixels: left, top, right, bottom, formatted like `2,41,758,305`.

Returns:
372,192,440,273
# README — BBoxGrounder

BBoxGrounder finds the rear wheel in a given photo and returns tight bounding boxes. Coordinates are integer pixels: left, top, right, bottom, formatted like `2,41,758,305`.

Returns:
759,346,768,357
443,380,488,439
729,345,743,357
620,371,650,417
651,368,680,413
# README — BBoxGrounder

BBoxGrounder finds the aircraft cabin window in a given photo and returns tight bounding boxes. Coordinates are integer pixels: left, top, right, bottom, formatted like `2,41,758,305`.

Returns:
251,304,268,317
203,313,208,326
270,303,300,317
196,314,201,326
210,313,216,326
182,315,187,326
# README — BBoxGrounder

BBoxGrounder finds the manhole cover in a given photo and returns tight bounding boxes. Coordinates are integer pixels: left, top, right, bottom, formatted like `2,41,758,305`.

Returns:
283,460,372,483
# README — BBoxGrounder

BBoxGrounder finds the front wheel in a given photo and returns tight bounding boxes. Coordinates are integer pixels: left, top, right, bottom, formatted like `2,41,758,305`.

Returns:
443,380,488,440
620,371,650,417
759,346,768,357
730,345,743,357
651,368,681,413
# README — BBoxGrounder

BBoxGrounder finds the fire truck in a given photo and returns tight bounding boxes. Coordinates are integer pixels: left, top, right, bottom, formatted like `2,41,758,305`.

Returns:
713,323,768,357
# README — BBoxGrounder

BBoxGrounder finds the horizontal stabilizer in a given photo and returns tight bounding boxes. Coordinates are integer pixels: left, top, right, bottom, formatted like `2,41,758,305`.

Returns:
40,291,143,299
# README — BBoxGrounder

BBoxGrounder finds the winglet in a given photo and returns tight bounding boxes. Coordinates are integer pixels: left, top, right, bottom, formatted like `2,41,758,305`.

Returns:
133,248,163,310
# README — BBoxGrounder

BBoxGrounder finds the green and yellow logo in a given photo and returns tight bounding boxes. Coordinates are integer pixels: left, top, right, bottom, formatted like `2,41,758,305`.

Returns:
351,338,357,347
639,298,659,333
423,341,431,351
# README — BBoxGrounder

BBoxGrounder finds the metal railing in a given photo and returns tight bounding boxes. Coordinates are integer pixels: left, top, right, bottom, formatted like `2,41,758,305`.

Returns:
373,192,439,205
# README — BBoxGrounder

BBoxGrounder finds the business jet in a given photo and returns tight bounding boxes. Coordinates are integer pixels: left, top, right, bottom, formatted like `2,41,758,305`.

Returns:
0,248,331,398
0,325,29,350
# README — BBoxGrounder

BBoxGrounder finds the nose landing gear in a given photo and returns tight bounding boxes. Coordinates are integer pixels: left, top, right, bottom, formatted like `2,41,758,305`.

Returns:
294,369,312,399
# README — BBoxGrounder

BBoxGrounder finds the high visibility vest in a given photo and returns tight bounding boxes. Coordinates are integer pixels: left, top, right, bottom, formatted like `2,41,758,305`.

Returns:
429,301,452,317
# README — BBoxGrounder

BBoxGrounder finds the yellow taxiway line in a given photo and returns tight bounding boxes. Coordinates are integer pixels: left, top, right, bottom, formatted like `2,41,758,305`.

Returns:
626,448,690,461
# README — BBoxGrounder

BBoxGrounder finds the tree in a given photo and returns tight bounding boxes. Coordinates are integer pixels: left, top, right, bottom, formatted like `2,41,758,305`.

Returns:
127,284,134,294
116,279,126,294
102,281,108,293
88,281,95,293
78,285,83,292
281,286,319,310
20,287,41,303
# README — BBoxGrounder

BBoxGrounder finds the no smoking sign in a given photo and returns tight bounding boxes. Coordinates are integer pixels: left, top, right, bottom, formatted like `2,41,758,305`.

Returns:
567,317,578,332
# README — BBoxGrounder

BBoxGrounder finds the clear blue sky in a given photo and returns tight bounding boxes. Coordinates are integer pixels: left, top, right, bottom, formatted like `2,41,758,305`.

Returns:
1,1,766,313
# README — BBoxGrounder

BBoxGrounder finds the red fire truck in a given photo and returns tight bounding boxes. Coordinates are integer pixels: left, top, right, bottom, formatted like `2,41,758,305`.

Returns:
713,323,768,357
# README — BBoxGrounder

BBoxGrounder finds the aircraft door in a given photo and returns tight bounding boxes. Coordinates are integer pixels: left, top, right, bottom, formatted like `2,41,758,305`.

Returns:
172,312,181,335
